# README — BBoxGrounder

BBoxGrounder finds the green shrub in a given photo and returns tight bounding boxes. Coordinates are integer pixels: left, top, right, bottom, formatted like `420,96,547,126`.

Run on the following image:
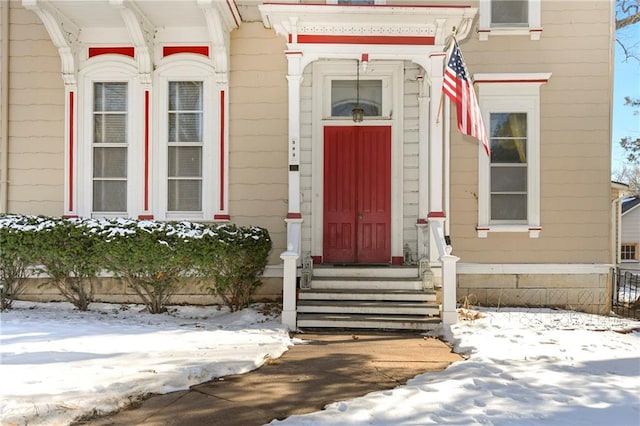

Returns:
0,215,43,310
191,224,272,312
35,217,106,311
101,219,198,314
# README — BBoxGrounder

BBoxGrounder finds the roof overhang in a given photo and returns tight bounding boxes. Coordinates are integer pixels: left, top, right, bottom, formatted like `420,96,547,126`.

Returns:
22,0,241,85
260,3,476,47
259,2,477,71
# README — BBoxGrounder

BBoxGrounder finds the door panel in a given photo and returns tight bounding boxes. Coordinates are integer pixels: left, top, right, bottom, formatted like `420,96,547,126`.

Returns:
323,126,391,264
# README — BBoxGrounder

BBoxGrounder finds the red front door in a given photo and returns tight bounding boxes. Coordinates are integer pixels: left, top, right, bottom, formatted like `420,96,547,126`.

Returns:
323,126,391,264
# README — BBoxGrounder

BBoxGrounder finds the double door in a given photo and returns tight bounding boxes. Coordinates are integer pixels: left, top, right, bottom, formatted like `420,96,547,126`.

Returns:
323,126,391,264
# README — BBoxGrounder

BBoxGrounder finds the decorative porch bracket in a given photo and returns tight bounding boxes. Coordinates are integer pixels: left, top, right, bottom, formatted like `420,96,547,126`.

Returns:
429,217,459,326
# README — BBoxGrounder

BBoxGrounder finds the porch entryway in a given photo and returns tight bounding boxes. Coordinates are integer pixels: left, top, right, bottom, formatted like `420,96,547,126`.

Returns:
323,126,391,264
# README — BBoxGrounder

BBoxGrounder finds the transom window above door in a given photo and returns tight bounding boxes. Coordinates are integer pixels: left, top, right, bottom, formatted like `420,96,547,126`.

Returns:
331,80,382,118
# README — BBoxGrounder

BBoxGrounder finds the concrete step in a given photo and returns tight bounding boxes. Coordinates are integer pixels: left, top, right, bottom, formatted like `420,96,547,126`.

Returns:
297,300,440,316
310,276,424,291
299,289,437,302
297,313,440,331
312,266,419,279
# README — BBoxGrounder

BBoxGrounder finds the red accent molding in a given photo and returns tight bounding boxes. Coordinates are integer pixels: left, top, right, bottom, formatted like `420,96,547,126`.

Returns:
416,218,428,224
429,52,446,57
285,50,304,55
476,226,490,231
475,79,550,84
311,256,322,265
62,215,78,219
263,2,471,8
144,90,150,212
391,256,404,265
361,53,369,62
214,214,231,221
163,46,209,58
529,28,543,32
138,215,154,220
477,29,491,33
88,47,135,58
68,91,74,212
528,227,542,230
296,34,435,45
286,212,303,219
219,90,225,211
427,211,446,218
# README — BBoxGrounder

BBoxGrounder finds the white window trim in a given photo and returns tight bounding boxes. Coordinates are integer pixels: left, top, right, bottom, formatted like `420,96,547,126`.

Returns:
475,73,551,239
478,0,542,41
153,55,220,221
322,74,392,120
77,56,143,218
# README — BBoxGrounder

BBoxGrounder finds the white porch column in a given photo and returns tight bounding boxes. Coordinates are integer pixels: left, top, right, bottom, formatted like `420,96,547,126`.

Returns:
416,74,430,260
281,51,304,330
428,52,446,263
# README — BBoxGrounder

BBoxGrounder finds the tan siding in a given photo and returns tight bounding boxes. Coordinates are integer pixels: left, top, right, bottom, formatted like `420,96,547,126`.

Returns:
229,22,288,262
7,3,64,216
450,0,612,264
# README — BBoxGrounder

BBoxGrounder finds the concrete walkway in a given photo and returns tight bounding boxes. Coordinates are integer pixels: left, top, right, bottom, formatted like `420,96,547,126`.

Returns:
86,332,462,426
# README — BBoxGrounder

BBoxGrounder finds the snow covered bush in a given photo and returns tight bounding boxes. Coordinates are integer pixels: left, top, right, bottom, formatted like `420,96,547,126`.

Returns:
35,217,106,311
0,215,42,310
190,224,272,312
0,215,272,313
101,219,199,314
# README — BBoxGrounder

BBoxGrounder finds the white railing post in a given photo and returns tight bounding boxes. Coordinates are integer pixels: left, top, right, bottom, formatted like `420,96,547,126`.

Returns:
280,218,302,330
441,247,459,326
429,219,459,326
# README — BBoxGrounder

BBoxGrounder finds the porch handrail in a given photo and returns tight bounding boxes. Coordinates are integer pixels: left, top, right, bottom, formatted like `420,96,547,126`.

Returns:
280,219,302,330
429,219,459,326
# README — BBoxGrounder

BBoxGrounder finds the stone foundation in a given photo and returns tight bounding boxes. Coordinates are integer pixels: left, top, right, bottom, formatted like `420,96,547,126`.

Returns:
457,272,611,315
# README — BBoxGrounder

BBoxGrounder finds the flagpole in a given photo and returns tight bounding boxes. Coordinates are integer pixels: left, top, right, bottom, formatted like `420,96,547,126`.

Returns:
435,27,458,124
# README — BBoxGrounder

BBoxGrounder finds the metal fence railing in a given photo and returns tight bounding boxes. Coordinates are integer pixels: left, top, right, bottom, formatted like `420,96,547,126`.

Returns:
613,269,640,319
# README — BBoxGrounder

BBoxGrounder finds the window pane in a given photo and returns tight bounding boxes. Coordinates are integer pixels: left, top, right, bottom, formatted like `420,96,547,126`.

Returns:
168,147,202,177
93,147,127,178
331,80,382,117
177,114,202,142
94,82,127,112
93,180,126,212
490,113,527,138
491,194,527,220
491,138,527,163
169,81,202,111
491,0,528,25
168,180,202,211
491,166,527,192
94,115,127,144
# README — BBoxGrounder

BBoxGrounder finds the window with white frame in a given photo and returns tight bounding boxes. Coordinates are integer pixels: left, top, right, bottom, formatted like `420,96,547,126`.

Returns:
78,57,141,218
167,81,203,212
475,73,551,238
621,243,639,261
92,82,128,213
478,0,542,40
154,57,219,221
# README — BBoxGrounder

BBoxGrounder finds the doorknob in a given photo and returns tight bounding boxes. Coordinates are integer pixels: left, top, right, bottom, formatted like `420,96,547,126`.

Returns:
358,212,363,220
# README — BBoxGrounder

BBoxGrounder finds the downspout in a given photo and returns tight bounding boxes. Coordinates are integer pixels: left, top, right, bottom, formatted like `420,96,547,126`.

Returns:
1,0,9,213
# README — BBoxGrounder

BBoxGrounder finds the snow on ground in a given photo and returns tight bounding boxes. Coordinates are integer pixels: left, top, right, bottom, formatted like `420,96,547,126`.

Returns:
0,301,292,426
272,309,640,426
1,303,639,426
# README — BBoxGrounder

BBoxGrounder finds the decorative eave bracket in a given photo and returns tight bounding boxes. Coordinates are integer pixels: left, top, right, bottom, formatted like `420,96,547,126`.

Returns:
198,0,240,85
22,0,80,86
109,0,154,85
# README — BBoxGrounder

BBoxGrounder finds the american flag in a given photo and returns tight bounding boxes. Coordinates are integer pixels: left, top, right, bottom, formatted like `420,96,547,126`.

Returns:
442,39,490,156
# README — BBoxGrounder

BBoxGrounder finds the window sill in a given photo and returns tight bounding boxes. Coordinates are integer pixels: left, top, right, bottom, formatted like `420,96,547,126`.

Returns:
476,224,541,238
478,27,542,41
